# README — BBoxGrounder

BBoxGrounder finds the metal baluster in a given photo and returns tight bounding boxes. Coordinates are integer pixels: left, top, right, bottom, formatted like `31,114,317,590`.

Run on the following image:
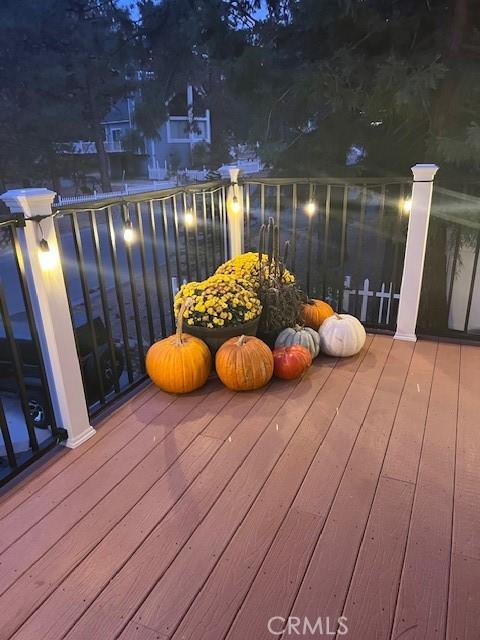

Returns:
337,185,348,311
0,397,16,468
182,192,192,281
0,282,39,450
221,186,228,261
106,207,134,383
245,183,251,251
172,195,182,284
160,199,175,332
260,183,265,227
135,202,155,345
149,200,168,337
323,184,331,299
353,185,367,318
71,212,106,404
191,192,201,279
291,183,297,271
390,183,405,299
464,228,480,333
202,191,209,276
275,184,280,231
447,223,462,315
122,203,145,373
306,183,314,297
89,210,120,394
210,191,218,267
11,225,57,433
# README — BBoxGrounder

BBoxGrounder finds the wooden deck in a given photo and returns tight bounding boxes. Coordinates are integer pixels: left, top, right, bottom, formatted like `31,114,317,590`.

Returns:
0,334,478,640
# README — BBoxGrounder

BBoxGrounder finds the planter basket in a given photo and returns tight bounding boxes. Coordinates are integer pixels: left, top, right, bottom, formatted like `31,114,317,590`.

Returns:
182,316,260,355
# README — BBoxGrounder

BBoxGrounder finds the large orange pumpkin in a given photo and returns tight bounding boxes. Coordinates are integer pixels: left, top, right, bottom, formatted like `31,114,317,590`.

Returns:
146,299,211,393
299,299,334,330
215,335,273,391
273,345,312,380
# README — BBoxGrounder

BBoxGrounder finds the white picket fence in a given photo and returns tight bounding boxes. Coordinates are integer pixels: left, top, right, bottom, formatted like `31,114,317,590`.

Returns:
340,277,400,325
55,181,175,206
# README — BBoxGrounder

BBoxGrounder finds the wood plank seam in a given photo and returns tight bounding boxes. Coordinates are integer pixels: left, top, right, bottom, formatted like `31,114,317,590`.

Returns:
112,359,341,640
0,386,270,639
389,342,458,640
269,337,398,631
0,384,160,517
337,340,437,639
0,387,168,541
0,384,226,598
166,338,377,640
444,343,462,639
26,374,308,640
217,337,393,640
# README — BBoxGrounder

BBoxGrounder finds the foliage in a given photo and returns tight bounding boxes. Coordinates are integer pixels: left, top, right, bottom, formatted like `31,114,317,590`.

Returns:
0,0,136,189
174,274,261,328
256,218,305,333
215,251,295,290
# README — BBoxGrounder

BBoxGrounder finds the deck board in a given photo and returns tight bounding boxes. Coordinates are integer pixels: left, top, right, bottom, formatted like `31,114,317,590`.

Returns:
391,342,460,640
0,336,476,640
447,344,480,640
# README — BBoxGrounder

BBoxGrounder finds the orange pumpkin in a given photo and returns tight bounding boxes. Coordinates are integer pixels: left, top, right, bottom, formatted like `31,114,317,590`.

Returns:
215,335,273,391
146,299,211,394
299,299,334,330
273,345,312,380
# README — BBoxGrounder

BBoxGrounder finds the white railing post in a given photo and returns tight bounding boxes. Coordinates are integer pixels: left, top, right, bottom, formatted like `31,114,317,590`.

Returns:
226,167,244,258
394,163,439,342
0,188,95,448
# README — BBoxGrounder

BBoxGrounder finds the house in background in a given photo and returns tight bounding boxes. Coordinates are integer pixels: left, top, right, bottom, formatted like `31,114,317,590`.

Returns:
57,86,212,182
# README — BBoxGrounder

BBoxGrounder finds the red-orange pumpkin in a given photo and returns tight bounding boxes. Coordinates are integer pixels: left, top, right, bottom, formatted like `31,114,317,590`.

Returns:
273,345,312,380
299,299,334,330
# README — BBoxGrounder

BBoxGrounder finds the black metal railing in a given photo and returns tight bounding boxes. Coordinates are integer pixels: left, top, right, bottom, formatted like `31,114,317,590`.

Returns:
0,220,59,485
419,183,480,340
241,177,412,330
52,182,228,417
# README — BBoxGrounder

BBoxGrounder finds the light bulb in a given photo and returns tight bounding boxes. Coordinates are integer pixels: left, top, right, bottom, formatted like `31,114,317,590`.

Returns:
38,239,58,271
231,195,241,214
123,219,135,243
402,198,412,214
305,200,316,216
184,211,194,226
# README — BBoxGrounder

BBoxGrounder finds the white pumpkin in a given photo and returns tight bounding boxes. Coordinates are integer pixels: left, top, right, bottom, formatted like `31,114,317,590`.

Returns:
275,325,320,358
318,314,366,357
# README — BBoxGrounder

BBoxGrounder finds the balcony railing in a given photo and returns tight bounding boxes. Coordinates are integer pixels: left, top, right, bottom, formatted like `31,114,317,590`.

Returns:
3,164,479,485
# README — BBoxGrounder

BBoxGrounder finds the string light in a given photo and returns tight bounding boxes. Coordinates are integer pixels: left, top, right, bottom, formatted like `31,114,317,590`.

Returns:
38,239,58,271
184,211,194,226
123,218,135,243
231,194,241,214
305,200,316,216
402,198,412,214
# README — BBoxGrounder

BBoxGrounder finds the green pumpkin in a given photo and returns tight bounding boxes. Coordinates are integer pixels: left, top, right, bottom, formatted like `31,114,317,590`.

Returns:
275,325,320,358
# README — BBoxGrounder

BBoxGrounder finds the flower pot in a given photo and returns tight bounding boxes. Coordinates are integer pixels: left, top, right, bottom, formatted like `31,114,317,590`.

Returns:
182,316,260,355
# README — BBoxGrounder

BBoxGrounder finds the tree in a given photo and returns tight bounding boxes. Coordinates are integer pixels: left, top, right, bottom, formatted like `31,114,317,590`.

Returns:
0,0,136,191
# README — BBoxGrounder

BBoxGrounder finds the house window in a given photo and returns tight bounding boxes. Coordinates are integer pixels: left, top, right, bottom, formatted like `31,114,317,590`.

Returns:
168,120,190,140
111,128,122,143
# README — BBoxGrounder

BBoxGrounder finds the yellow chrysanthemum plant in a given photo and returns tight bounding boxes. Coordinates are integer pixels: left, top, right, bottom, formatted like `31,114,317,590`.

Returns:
174,274,262,329
215,252,295,290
